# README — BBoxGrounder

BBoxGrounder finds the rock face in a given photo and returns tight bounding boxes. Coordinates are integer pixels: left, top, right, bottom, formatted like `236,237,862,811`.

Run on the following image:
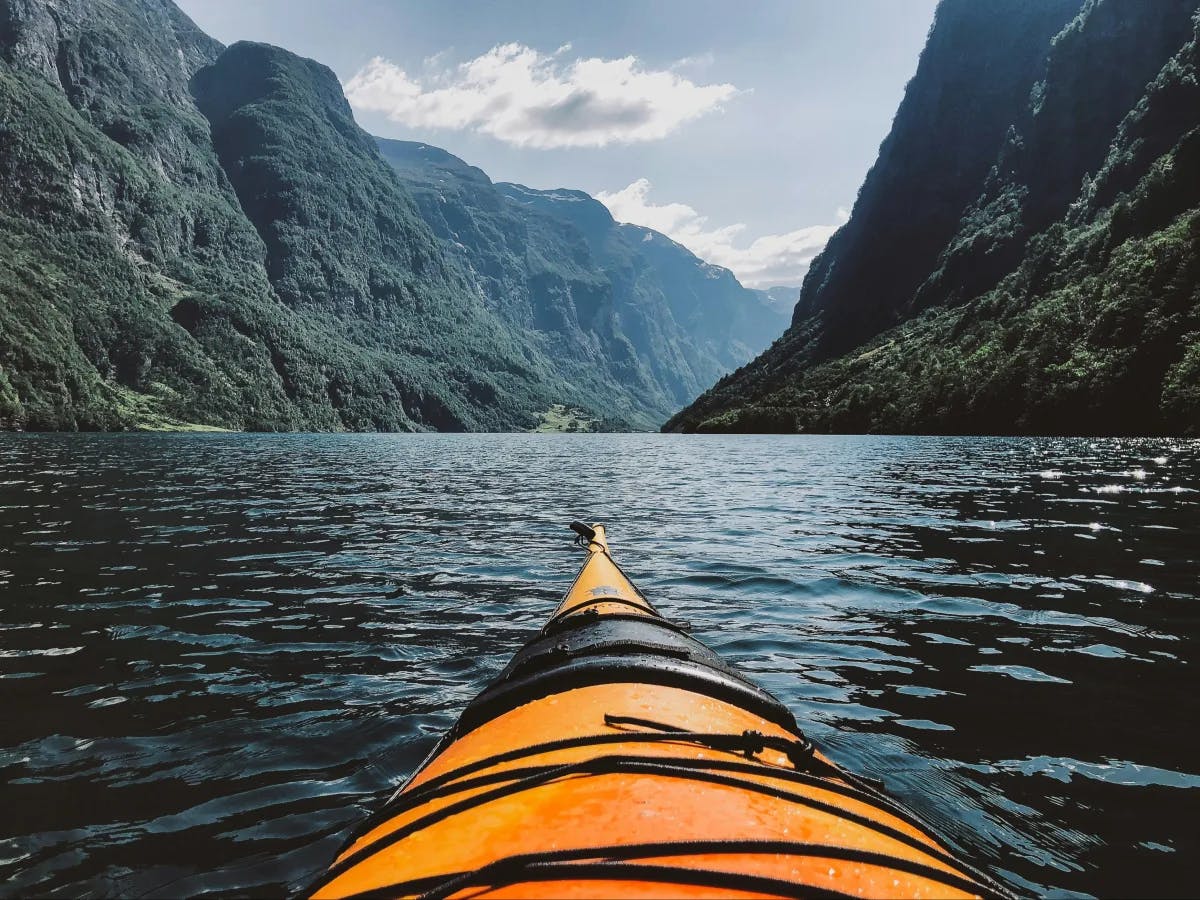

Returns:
496,183,789,408
0,0,781,431
791,0,1084,358
0,0,297,430
668,0,1200,436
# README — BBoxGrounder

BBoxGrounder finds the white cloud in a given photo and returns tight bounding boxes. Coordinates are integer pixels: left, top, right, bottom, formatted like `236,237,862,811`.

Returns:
343,44,738,149
596,178,849,289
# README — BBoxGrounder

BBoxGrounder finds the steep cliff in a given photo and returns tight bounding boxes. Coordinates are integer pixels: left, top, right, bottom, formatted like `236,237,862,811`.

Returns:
914,0,1200,312
791,0,1084,358
0,0,297,429
189,42,586,431
669,0,1200,435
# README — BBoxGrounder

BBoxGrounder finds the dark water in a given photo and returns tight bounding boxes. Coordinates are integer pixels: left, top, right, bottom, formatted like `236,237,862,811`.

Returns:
0,434,1197,898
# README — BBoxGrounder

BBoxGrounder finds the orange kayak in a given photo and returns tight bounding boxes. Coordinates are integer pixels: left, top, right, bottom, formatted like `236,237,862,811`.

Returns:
309,523,1012,899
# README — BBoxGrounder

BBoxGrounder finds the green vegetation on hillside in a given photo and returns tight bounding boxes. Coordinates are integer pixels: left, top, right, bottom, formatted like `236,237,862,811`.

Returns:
190,42,601,432
0,0,786,433
669,2,1200,436
375,140,668,429
531,404,606,433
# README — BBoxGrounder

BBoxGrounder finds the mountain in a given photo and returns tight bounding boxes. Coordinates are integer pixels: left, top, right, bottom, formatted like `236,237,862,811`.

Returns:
669,0,1200,436
187,41,584,431
0,0,779,432
376,139,788,422
616,221,790,374
753,287,801,317
0,0,562,431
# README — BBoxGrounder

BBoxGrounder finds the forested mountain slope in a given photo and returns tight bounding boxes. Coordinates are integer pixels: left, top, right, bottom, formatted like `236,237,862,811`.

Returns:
0,0,779,431
669,0,1200,436
188,42,586,431
0,0,570,430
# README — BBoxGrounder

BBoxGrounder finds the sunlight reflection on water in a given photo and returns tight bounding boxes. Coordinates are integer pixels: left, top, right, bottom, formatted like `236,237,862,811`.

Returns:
0,433,1196,898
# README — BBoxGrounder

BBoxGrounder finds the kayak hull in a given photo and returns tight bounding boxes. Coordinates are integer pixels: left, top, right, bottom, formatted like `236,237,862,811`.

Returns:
309,525,1005,900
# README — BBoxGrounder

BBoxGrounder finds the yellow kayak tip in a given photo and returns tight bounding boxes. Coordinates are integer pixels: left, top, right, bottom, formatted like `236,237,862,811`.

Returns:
307,522,1014,900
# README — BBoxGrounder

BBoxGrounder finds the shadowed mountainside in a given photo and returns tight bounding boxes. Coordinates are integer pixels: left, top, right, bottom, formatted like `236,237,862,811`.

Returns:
668,0,1200,436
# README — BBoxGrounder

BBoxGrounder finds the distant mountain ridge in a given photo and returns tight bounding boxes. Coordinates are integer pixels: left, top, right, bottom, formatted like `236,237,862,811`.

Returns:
493,180,787,404
0,0,782,431
375,139,788,425
753,287,801,315
669,0,1200,435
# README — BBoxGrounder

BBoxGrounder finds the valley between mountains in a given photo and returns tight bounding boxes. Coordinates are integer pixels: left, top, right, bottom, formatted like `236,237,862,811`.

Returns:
2,0,1198,436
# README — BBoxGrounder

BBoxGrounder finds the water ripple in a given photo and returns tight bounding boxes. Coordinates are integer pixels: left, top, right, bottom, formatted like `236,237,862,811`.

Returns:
0,433,1196,898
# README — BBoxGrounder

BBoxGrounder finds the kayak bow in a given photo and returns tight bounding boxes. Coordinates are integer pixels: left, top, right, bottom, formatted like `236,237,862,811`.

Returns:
310,524,1011,899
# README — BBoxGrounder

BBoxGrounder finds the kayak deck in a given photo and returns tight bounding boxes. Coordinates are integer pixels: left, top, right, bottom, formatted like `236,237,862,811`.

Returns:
309,524,1009,899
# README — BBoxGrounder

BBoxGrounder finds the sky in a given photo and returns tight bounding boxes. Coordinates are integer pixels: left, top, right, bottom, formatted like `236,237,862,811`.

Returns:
176,0,939,288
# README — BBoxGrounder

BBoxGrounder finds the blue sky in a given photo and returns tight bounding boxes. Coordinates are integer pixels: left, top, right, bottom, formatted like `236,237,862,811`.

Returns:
176,0,938,287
